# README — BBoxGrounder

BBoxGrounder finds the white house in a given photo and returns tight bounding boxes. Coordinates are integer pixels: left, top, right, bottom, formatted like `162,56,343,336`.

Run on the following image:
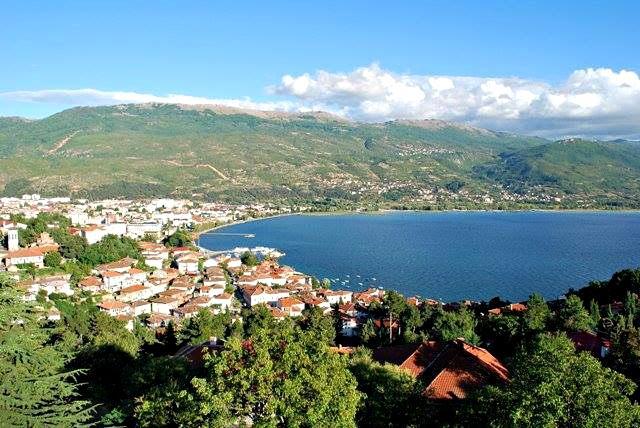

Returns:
4,247,46,268
151,296,181,315
277,297,305,317
176,254,200,275
98,300,132,317
211,293,233,313
131,300,152,316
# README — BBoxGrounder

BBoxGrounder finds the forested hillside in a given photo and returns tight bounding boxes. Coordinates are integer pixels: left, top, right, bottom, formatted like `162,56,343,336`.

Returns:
1,103,638,208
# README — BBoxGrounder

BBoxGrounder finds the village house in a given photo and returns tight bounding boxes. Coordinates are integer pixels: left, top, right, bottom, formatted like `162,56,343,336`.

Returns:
131,300,152,316
241,285,290,307
98,300,132,317
197,284,225,297
300,294,332,314
79,275,103,292
277,297,305,317
320,289,353,305
96,257,137,274
3,247,49,268
146,313,174,329
267,305,288,321
339,313,359,337
117,284,155,302
101,270,130,292
79,225,109,244
176,253,200,275
173,304,201,319
211,292,233,313
188,295,215,308
19,275,74,300
151,296,182,314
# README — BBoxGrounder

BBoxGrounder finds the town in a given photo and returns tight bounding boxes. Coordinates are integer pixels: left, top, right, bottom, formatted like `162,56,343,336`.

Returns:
1,194,639,426
0,194,617,366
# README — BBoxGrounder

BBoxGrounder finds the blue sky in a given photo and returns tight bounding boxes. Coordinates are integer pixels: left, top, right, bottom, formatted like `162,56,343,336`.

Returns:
2,1,640,138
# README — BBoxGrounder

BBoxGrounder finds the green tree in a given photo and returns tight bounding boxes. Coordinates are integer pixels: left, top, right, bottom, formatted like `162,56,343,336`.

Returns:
179,309,228,345
522,293,551,333
558,295,593,332
136,321,361,426
624,291,638,322
589,299,601,327
43,251,63,268
240,251,259,267
349,350,428,427
465,333,640,427
431,306,479,343
163,229,192,248
360,318,378,346
0,274,94,425
78,234,140,267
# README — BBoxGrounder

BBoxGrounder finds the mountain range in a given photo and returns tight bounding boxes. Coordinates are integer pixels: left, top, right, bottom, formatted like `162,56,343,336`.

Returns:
1,103,639,209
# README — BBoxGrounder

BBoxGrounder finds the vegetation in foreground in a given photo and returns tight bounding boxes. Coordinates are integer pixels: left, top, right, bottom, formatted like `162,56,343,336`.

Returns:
3,262,640,426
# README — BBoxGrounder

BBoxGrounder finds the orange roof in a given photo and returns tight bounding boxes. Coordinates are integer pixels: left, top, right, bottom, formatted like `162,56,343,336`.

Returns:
372,339,509,400
80,276,102,287
278,297,304,308
268,306,287,318
96,257,136,271
129,267,146,275
102,270,125,278
98,300,129,310
214,292,232,300
5,247,47,258
120,284,147,294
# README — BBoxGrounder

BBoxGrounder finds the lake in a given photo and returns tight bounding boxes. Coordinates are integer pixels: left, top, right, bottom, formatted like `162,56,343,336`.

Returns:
198,211,640,302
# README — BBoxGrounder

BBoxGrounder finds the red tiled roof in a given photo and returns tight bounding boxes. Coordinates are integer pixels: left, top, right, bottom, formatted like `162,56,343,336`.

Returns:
372,339,509,400
80,276,102,287
98,300,129,310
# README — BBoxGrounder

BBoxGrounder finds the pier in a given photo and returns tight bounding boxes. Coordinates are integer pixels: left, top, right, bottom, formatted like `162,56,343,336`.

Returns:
205,232,255,238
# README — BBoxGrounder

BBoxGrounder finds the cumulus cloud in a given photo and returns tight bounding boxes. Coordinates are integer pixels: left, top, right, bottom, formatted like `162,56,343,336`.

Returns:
272,64,640,139
2,65,640,139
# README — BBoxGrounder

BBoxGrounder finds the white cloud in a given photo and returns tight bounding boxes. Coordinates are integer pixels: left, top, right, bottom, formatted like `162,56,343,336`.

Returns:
2,64,640,139
272,64,640,139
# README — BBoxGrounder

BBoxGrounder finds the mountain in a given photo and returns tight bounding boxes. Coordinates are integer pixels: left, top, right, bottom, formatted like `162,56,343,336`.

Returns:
0,103,638,209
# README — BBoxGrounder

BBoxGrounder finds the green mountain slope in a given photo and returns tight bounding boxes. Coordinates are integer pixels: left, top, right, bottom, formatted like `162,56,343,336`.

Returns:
474,139,640,206
0,103,638,208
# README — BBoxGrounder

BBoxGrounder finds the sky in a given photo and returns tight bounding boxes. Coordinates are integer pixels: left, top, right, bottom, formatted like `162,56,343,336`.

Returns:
1,0,640,139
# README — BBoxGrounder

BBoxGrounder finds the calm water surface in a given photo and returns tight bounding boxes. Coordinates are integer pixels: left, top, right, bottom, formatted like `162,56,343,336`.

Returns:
199,211,640,302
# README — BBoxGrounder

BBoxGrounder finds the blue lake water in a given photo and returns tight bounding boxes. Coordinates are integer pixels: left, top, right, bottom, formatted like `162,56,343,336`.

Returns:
199,211,640,302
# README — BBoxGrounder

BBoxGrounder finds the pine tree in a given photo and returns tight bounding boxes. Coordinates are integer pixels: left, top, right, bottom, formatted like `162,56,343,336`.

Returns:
0,274,94,425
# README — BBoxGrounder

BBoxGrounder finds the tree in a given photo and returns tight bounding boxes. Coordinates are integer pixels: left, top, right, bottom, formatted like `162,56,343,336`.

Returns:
163,229,192,248
360,318,378,346
465,333,640,427
78,234,140,267
431,306,479,344
136,321,361,426
179,309,228,345
558,295,593,332
44,251,63,268
522,293,551,333
625,291,638,322
589,299,601,327
0,274,94,425
349,351,428,427
298,306,336,345
240,251,258,267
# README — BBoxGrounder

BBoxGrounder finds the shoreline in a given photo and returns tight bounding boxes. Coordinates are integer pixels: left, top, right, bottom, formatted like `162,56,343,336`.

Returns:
197,207,640,238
